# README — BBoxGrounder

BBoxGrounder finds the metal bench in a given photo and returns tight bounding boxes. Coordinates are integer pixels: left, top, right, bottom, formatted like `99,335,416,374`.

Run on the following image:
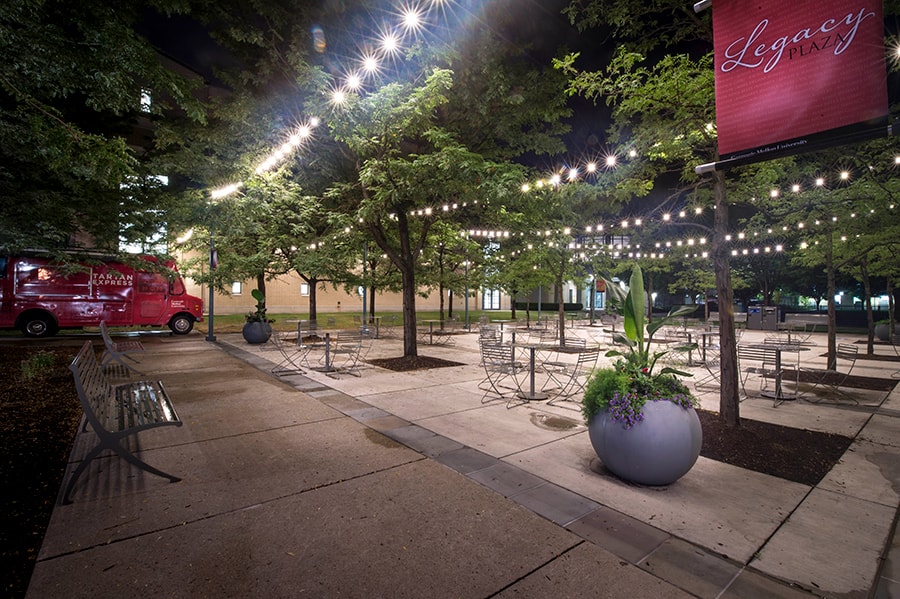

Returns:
99,320,145,375
64,340,182,503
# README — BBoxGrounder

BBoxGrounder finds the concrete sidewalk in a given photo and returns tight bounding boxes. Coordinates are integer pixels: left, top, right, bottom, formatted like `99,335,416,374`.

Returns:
25,329,900,598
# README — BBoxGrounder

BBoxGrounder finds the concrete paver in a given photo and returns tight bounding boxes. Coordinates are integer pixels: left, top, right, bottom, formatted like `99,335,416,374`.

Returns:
751,488,896,595
21,327,900,597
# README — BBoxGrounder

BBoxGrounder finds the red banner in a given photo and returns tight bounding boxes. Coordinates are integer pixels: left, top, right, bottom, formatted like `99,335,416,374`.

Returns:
713,0,888,160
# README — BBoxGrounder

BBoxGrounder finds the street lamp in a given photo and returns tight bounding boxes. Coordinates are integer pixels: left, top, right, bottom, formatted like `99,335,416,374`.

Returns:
464,251,469,330
206,229,217,342
205,182,243,343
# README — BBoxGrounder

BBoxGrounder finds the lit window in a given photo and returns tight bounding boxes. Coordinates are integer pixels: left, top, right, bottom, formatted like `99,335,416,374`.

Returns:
231,282,242,295
300,283,309,297
140,90,152,113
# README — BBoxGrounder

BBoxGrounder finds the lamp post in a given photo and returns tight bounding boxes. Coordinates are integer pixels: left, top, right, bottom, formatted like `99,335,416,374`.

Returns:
206,228,217,342
206,182,242,343
464,249,469,330
362,242,368,329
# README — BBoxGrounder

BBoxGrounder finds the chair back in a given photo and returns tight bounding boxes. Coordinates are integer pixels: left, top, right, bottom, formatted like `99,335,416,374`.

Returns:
577,347,600,367
481,342,514,366
479,325,499,341
738,345,777,368
563,337,587,349
835,343,857,374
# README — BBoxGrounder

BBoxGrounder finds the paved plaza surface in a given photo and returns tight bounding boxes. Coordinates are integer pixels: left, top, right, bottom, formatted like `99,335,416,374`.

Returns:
21,324,900,598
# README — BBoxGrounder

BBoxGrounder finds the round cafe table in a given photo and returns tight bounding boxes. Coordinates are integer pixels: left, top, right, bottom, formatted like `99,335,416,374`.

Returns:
513,343,550,401
743,342,809,402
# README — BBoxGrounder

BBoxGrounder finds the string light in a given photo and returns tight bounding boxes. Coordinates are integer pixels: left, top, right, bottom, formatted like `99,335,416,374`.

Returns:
211,182,242,199
208,2,451,198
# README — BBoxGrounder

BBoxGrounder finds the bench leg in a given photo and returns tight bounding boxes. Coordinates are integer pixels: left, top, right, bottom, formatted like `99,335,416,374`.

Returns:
63,434,180,504
112,442,181,483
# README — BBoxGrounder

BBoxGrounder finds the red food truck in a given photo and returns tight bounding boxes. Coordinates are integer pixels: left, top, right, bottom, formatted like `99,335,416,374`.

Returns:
0,252,203,337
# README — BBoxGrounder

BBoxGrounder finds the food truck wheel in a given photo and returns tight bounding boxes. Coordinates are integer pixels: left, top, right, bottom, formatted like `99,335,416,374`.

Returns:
19,312,58,337
168,314,194,335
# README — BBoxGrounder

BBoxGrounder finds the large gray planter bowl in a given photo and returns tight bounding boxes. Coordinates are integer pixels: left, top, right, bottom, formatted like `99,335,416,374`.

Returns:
242,321,272,344
874,323,900,341
588,399,702,486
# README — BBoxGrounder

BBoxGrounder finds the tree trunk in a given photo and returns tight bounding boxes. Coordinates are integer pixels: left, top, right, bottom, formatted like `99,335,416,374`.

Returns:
256,273,267,310
308,277,319,325
401,266,418,357
556,283,566,346
825,230,837,370
713,171,741,427
368,285,376,323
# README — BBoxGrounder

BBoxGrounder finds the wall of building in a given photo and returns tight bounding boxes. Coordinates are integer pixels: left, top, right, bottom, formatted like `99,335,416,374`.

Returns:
183,269,507,316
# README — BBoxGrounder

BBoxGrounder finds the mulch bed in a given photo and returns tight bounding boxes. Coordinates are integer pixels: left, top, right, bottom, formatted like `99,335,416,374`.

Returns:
856,353,900,362
368,355,465,371
1,346,81,598
697,409,853,486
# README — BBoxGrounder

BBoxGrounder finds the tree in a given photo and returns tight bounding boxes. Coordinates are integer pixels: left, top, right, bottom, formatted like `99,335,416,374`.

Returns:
324,69,529,358
553,0,900,425
768,149,900,363
0,0,208,254
419,221,473,322
557,41,751,426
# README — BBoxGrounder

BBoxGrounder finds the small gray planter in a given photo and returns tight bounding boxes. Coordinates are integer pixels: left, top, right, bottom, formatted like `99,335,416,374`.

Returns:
588,399,702,486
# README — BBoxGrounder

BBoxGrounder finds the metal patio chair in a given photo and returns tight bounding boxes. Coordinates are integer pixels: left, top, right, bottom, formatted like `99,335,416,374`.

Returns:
801,343,859,405
547,346,600,408
269,328,309,377
479,342,524,407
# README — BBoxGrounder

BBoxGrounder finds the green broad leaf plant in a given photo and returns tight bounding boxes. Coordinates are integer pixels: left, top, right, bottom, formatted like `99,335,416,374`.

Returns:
582,264,699,428
245,289,274,323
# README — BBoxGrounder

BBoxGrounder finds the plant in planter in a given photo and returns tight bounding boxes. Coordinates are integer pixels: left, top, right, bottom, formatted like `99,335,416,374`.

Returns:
582,264,702,486
242,289,274,344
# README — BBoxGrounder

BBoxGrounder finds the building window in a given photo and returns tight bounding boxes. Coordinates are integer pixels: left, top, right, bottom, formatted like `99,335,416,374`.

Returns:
482,288,501,310
231,281,242,295
300,283,309,296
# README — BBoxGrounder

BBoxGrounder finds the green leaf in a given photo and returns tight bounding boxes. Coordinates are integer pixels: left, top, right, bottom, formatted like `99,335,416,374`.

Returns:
624,264,645,348
658,366,694,378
